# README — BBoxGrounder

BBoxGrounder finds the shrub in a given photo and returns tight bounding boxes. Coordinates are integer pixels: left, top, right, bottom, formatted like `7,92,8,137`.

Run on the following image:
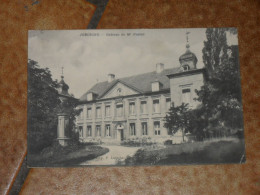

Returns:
121,137,155,147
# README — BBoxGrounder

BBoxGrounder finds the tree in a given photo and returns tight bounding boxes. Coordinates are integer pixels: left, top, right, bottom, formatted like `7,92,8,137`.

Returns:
202,28,228,77
164,103,191,142
28,59,60,153
195,28,243,137
28,59,80,153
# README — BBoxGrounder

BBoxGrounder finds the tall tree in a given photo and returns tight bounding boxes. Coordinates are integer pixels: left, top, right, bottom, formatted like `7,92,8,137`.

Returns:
202,28,228,77
195,28,243,137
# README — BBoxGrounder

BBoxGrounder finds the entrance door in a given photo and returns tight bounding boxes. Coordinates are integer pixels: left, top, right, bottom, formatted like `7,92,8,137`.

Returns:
116,123,124,141
117,130,122,141
120,129,124,141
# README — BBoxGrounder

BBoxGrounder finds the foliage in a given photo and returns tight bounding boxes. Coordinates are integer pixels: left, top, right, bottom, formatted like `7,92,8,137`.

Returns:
164,103,192,142
28,59,60,153
121,137,154,147
202,28,228,77
164,28,243,140
124,139,245,165
194,28,243,137
28,141,109,167
28,59,79,153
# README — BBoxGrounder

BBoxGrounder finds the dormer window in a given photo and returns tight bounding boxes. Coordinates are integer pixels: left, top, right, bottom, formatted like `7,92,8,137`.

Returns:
87,93,93,101
86,92,97,101
183,65,190,71
151,81,162,92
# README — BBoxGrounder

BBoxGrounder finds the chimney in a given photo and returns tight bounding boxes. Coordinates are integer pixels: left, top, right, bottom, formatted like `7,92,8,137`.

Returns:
108,73,115,82
156,63,164,73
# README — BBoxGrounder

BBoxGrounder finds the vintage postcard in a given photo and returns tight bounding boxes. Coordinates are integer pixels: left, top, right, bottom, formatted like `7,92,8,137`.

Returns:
27,28,245,167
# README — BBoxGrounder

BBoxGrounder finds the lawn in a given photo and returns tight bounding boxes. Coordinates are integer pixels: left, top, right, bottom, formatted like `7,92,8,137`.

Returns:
27,142,109,167
124,138,246,166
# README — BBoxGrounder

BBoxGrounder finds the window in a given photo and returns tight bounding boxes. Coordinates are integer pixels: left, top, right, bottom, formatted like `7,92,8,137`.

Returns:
87,126,92,137
151,82,160,92
166,98,171,111
140,101,147,114
154,121,160,135
105,124,111,137
142,122,148,135
87,93,93,101
182,88,191,104
116,104,123,117
96,125,101,136
130,123,136,136
79,126,83,137
117,88,122,96
183,65,190,71
96,107,101,118
87,108,92,118
105,105,111,117
129,102,135,115
153,99,160,113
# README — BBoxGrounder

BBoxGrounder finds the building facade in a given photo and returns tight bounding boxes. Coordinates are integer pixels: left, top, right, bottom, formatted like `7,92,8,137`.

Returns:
76,41,206,143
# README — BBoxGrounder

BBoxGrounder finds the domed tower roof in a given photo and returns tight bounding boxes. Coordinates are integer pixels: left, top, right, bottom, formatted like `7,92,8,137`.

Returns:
58,68,70,96
179,48,198,65
179,32,198,70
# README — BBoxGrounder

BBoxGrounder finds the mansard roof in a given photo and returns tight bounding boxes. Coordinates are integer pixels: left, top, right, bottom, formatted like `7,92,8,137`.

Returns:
79,67,180,102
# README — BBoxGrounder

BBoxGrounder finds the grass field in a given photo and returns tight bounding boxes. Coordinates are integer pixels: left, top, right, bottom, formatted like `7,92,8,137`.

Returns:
27,142,109,167
124,138,246,166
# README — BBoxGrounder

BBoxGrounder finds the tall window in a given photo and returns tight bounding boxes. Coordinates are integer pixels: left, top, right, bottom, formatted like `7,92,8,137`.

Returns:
105,124,111,137
154,121,160,135
87,126,92,137
79,126,83,137
130,123,136,136
96,125,101,136
142,122,148,135
140,101,147,114
153,99,160,113
87,108,92,118
116,104,123,117
96,106,101,118
129,102,135,115
105,105,111,117
166,98,171,111
182,88,191,104
79,111,83,119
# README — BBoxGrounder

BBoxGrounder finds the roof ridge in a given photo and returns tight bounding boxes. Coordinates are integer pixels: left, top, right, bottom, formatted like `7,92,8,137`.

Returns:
79,67,180,101
92,67,179,85
119,67,178,80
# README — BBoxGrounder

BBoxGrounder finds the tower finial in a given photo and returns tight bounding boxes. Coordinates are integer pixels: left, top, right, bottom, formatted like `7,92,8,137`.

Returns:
61,66,64,79
186,31,190,49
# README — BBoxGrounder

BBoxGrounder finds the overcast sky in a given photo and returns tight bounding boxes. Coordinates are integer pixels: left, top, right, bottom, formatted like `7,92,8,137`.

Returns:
28,28,238,98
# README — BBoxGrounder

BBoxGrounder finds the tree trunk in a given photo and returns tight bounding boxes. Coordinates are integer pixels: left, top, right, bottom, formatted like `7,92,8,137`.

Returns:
182,128,185,143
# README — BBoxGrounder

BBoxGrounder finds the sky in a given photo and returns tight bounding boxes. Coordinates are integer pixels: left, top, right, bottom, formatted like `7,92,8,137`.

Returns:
28,28,238,98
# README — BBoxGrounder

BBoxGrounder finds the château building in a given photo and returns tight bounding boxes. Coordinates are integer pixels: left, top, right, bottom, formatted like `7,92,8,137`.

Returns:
75,38,206,143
